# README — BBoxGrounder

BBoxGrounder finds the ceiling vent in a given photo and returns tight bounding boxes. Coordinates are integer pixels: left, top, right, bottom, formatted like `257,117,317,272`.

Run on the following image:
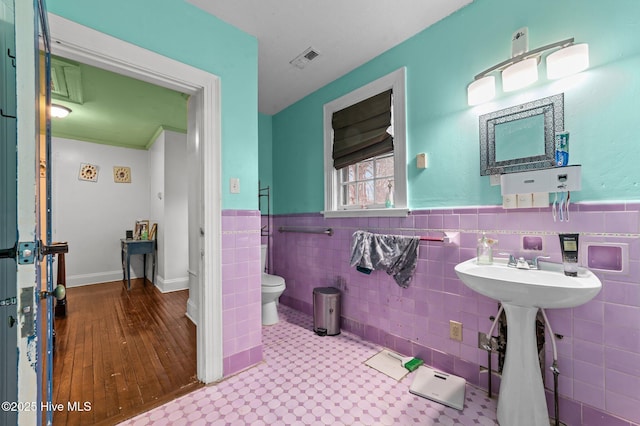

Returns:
290,47,320,69
51,57,84,104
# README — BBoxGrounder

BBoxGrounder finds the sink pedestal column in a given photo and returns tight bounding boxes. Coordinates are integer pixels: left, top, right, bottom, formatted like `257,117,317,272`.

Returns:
498,303,549,426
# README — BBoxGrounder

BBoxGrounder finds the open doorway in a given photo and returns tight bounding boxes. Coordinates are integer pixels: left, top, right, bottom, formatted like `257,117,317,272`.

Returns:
43,12,223,422
49,54,190,293
47,55,200,423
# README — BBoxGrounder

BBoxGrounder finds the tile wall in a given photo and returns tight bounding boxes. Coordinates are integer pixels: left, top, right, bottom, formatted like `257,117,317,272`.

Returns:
269,202,640,425
221,210,263,376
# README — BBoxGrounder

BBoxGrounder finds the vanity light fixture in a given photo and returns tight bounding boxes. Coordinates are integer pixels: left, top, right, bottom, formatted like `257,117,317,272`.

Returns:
502,57,539,92
467,28,589,105
467,75,496,106
51,104,72,118
546,43,589,79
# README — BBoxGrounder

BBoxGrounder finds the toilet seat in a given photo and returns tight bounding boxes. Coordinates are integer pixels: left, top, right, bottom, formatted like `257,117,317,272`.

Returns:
262,273,285,287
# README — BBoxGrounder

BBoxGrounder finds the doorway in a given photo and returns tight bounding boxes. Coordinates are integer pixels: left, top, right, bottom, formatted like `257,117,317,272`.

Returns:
46,10,223,394
47,59,198,423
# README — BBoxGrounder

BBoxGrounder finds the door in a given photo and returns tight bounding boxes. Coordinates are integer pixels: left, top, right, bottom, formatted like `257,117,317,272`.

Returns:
36,3,60,426
186,91,203,321
11,0,58,424
0,0,18,424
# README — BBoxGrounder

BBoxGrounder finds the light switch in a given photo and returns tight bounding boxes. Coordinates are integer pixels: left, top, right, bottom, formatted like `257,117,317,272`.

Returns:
230,178,240,194
416,153,427,169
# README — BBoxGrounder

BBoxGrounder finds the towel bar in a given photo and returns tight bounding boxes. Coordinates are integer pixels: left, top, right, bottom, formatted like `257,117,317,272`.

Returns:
419,232,459,245
278,226,333,236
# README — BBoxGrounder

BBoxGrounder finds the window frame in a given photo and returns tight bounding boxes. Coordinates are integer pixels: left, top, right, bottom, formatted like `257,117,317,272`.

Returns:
323,67,408,218
339,152,395,210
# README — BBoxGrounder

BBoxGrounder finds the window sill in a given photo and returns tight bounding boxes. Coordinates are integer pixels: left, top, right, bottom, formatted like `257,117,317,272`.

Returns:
322,208,410,219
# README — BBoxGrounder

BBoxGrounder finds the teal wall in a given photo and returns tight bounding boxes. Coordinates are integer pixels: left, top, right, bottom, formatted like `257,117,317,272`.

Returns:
272,0,640,214
258,113,273,214
48,0,259,210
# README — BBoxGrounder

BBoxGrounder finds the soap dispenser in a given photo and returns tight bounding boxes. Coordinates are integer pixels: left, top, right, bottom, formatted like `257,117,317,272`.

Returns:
476,233,495,265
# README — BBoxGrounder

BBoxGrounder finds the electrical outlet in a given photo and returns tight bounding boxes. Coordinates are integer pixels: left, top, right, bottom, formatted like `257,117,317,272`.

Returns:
450,320,463,341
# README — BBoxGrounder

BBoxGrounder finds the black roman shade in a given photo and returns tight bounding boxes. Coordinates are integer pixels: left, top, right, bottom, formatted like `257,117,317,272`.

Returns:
331,89,393,170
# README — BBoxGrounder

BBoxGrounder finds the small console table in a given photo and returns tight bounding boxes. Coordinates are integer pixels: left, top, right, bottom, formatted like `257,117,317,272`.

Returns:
120,239,156,290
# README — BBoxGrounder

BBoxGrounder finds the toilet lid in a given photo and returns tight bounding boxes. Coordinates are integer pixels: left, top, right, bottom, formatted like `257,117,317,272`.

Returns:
262,273,285,287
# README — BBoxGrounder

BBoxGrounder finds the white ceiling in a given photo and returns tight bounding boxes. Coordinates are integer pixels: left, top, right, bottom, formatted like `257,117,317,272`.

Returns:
187,0,473,115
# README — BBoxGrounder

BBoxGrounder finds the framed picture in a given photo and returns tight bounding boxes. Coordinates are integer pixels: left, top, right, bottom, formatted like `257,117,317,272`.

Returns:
149,223,157,240
134,220,150,240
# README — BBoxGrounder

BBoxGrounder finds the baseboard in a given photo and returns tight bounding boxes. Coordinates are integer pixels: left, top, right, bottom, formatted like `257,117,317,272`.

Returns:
66,271,123,287
155,276,189,293
186,298,198,325
67,271,189,292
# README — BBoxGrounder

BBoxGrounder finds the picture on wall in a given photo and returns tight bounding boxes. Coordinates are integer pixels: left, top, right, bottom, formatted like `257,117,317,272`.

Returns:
78,163,99,182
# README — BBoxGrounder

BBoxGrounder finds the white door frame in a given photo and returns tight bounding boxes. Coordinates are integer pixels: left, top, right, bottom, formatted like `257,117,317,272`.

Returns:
46,13,223,384
15,3,40,425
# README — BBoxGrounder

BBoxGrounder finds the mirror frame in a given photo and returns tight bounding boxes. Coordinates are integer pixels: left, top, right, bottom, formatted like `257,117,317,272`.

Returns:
479,93,564,176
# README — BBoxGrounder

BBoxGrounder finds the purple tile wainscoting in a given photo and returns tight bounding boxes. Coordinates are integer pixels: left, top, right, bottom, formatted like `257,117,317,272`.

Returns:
270,203,640,425
222,209,263,376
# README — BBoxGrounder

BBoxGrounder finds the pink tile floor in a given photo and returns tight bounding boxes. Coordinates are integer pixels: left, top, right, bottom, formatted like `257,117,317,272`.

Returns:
121,305,498,425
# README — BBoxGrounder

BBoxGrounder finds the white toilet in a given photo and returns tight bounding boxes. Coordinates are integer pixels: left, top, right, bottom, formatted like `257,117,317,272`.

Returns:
261,244,286,325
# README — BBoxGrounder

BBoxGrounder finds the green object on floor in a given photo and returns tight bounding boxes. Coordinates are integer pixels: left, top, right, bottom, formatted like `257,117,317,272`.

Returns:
387,351,424,372
404,357,424,372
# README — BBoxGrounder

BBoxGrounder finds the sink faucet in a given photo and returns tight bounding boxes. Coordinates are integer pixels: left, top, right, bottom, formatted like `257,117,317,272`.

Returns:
530,255,551,269
500,253,550,270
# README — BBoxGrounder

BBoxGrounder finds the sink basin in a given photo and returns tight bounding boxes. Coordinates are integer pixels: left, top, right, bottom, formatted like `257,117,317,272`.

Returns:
455,257,601,425
454,257,601,308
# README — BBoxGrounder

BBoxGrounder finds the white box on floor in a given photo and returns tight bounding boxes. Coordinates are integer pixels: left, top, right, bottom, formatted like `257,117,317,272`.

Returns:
409,366,466,410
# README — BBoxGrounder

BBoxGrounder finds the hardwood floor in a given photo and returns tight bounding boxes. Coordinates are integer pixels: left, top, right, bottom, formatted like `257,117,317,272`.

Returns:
51,279,202,425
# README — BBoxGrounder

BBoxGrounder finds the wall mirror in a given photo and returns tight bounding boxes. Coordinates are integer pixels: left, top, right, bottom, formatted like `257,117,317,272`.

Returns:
479,93,564,176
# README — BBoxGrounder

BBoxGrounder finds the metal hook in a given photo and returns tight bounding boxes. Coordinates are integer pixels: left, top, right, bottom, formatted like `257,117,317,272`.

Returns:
7,48,15,67
0,109,16,119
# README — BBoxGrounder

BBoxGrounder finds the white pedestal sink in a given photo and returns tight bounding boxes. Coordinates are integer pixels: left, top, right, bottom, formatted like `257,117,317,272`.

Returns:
455,257,602,426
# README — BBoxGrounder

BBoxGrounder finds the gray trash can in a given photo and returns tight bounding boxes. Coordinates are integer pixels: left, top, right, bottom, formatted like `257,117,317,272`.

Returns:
313,287,341,336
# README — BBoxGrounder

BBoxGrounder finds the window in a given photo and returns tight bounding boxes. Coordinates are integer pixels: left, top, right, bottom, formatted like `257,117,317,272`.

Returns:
323,68,407,217
340,152,394,208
